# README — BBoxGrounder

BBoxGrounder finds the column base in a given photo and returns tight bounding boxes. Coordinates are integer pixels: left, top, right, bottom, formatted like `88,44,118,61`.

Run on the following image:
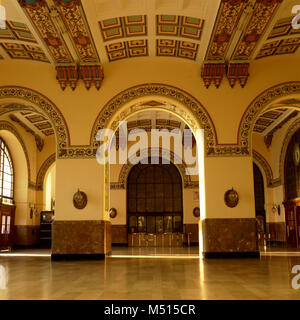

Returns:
201,218,259,257
51,220,111,260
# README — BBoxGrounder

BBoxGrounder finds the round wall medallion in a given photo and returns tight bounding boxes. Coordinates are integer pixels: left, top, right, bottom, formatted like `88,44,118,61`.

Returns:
193,207,200,218
293,143,300,166
73,189,87,210
224,188,239,208
110,208,117,219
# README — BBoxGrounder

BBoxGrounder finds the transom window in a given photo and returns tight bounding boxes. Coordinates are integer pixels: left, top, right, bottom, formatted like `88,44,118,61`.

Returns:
0,138,14,205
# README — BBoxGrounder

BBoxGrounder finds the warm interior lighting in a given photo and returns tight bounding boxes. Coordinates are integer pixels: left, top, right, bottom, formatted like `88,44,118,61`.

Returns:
109,254,199,259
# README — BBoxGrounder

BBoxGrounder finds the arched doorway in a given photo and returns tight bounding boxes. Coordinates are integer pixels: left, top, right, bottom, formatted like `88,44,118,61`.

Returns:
127,158,183,242
283,128,300,248
253,163,266,246
253,163,266,225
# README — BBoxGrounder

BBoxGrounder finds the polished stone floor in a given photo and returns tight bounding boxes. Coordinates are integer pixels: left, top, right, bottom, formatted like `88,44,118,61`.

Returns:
0,247,300,300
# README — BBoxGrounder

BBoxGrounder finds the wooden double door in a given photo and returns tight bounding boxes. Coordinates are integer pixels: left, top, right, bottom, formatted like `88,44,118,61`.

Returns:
0,204,15,250
283,201,300,248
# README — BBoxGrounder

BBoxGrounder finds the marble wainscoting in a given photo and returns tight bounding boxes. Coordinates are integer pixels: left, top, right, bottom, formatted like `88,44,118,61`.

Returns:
13,225,40,247
51,220,111,260
266,222,286,245
201,218,259,258
111,225,127,245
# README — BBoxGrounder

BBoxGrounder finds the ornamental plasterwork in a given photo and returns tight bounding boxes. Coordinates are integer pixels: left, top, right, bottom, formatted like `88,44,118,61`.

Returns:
0,86,70,158
91,83,217,156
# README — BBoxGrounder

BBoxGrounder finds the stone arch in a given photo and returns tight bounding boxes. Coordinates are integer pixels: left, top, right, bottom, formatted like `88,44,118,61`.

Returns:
239,82,300,154
0,86,70,158
36,153,56,191
0,120,32,187
90,83,217,154
252,150,273,188
111,148,199,190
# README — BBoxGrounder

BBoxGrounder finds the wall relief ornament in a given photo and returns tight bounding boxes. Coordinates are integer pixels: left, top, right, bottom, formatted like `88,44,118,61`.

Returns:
109,208,117,219
224,188,239,208
73,189,87,209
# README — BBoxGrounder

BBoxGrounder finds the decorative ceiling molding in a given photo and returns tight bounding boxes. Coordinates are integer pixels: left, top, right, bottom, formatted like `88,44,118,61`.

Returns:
156,15,204,41
201,0,248,88
106,39,148,62
0,20,37,43
256,37,300,59
0,86,70,158
267,16,300,39
157,39,198,60
18,0,104,90
1,42,49,63
231,0,282,61
36,153,56,190
202,0,282,88
99,15,147,42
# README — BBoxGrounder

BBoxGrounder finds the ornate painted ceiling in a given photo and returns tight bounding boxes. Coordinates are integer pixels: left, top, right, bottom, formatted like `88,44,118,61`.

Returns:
0,0,299,90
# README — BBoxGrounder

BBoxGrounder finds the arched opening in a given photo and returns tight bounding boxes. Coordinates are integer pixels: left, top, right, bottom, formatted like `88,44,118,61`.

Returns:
127,158,183,244
0,137,15,251
104,104,203,254
283,127,300,248
253,162,266,244
44,163,56,212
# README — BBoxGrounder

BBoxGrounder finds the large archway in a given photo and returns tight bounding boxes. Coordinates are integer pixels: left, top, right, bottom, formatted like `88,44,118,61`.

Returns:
91,84,210,234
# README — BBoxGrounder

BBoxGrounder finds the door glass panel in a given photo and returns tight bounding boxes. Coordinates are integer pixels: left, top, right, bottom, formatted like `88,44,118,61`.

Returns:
164,216,172,233
173,216,181,232
129,216,137,233
147,216,155,234
138,216,146,233
156,216,163,233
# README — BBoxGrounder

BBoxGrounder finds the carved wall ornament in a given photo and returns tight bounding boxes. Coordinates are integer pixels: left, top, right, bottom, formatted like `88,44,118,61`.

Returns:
224,188,239,208
36,153,56,191
109,208,117,219
193,207,200,218
73,189,87,209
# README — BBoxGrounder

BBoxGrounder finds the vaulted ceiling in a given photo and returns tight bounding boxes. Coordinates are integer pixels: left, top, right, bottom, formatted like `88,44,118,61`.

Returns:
0,0,299,91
